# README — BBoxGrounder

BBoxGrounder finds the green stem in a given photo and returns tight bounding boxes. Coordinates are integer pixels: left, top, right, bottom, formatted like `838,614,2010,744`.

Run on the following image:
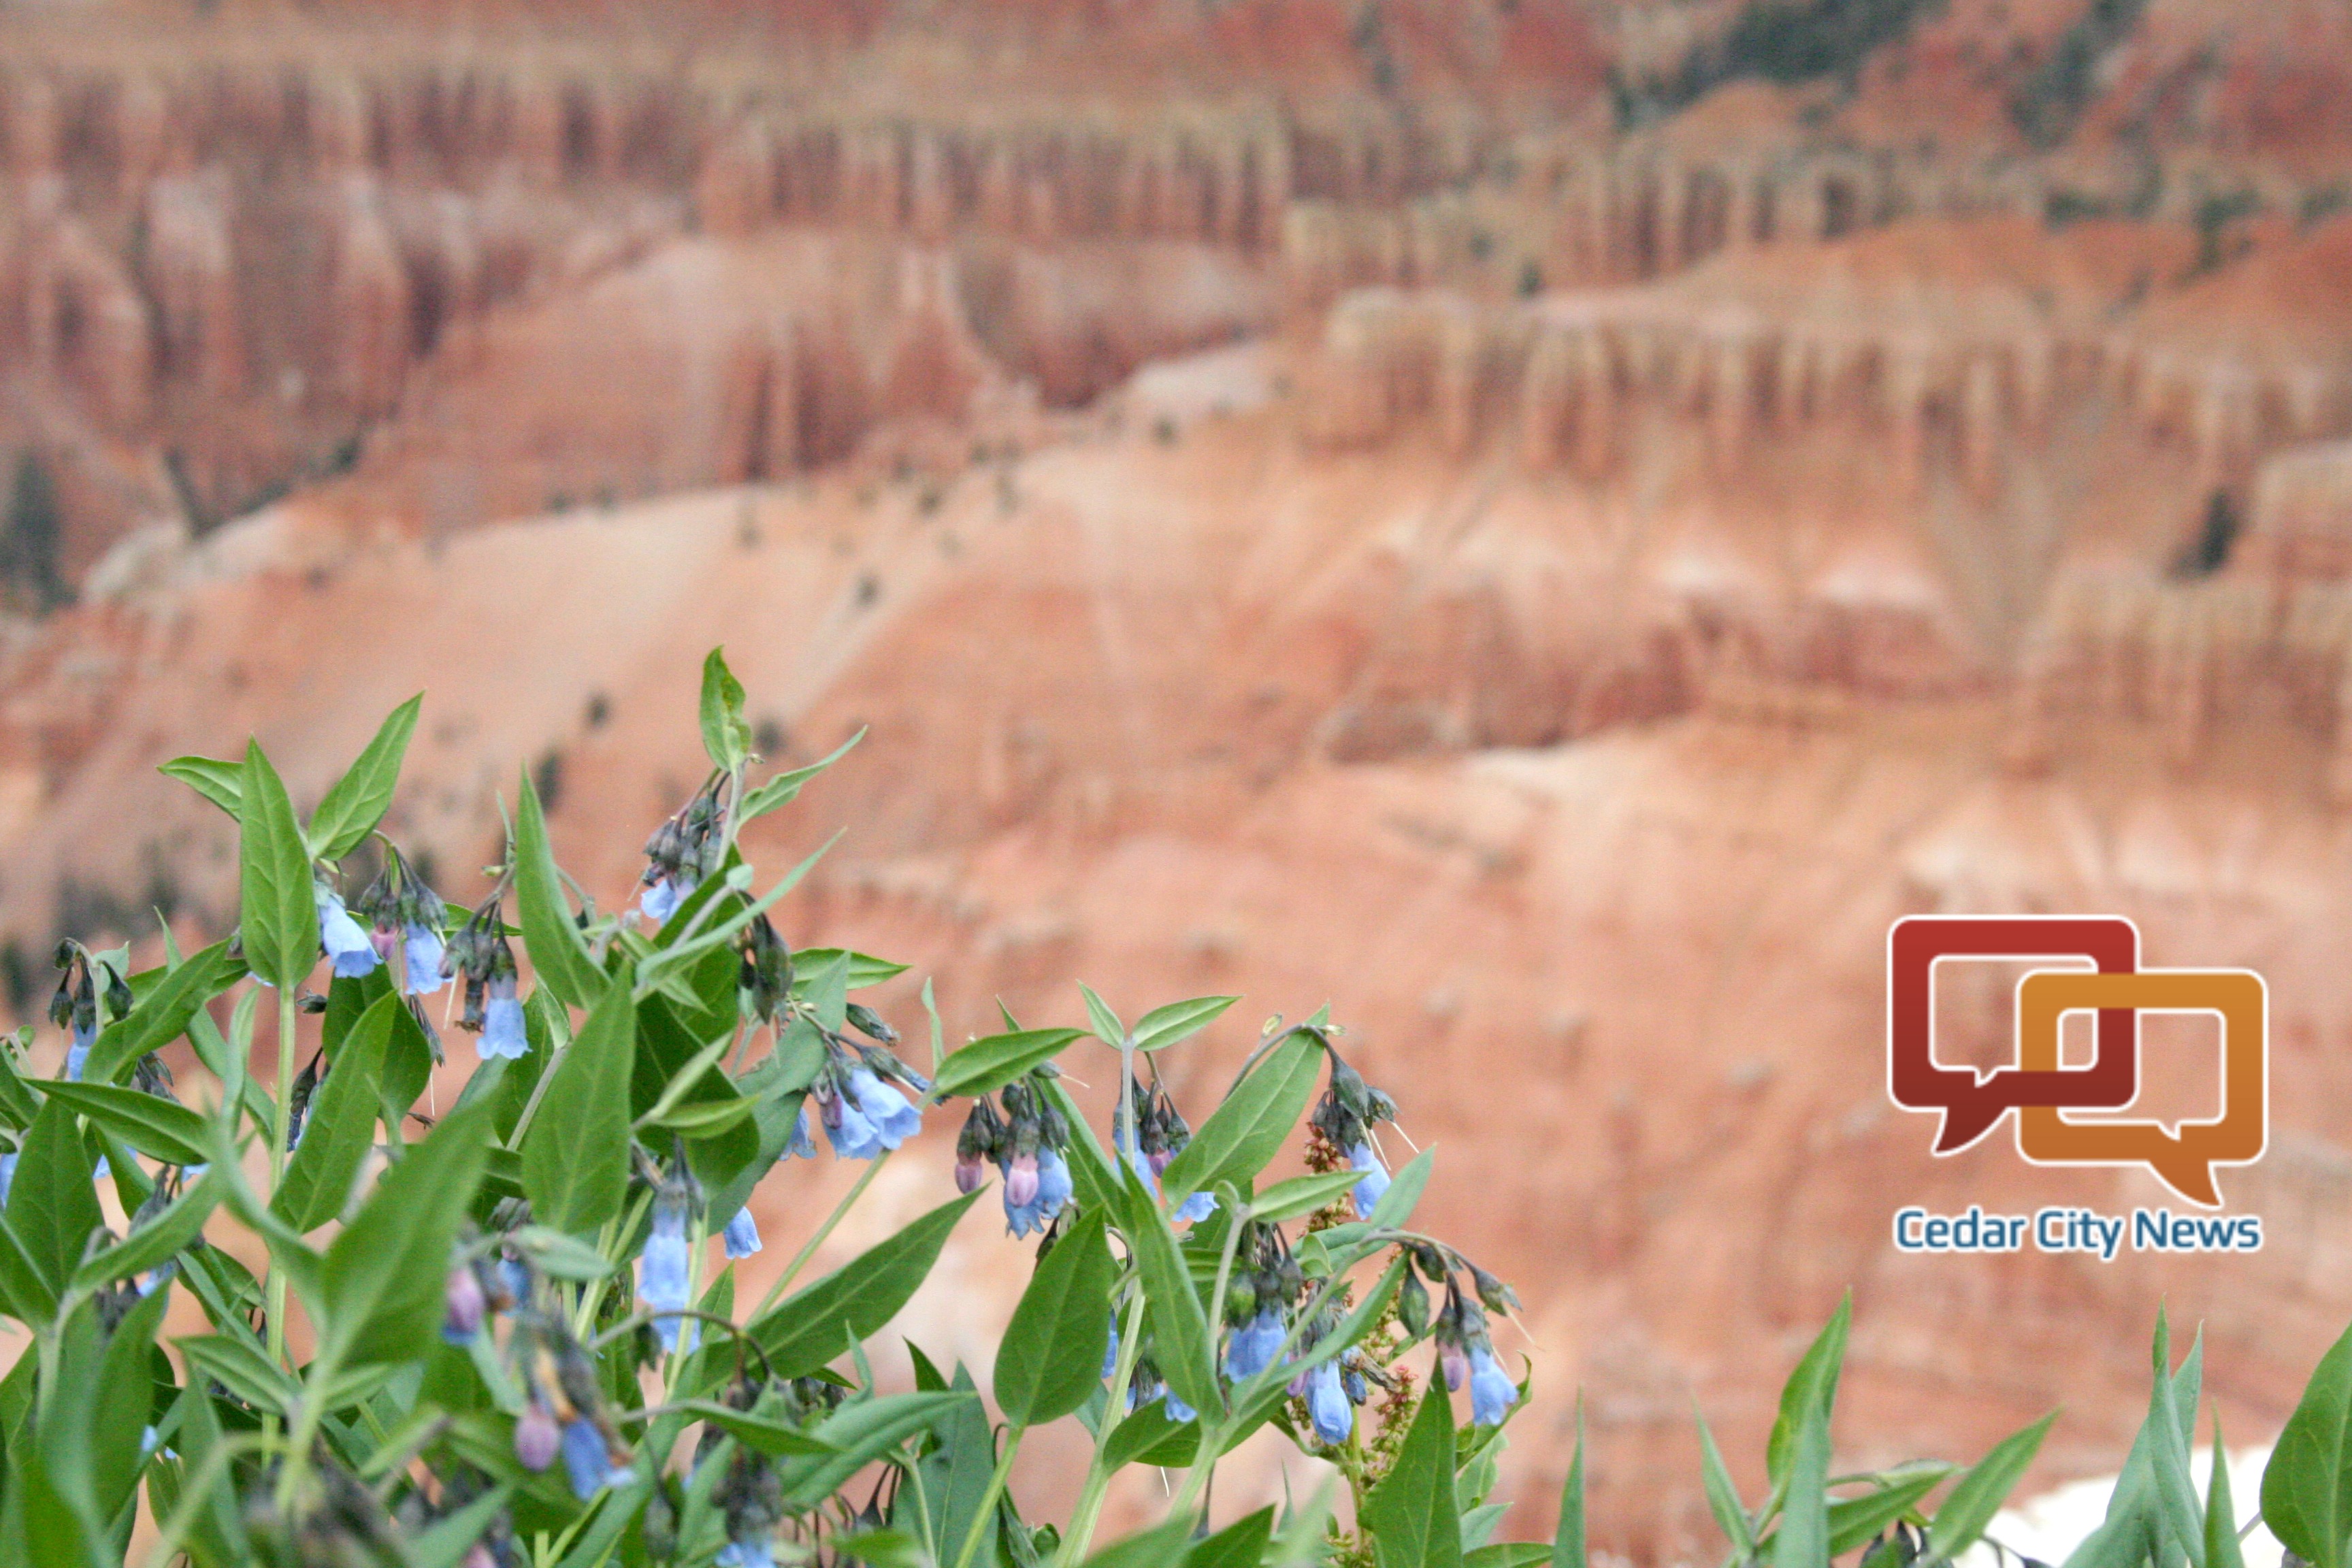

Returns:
748,1149,890,1322
274,1342,339,1514
950,1423,1024,1568
263,984,297,1456
1057,1291,1148,1567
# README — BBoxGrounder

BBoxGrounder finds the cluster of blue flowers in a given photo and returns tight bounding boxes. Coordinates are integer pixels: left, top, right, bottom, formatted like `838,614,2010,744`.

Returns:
1123,1077,1216,1224
636,781,725,925
955,1073,1076,1237
442,1238,634,1502
1425,1256,1522,1428
1309,1051,1399,1221
442,894,525,1061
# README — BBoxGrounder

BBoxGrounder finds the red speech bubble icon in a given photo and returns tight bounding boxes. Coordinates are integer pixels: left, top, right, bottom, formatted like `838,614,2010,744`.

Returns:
1886,915,2140,1153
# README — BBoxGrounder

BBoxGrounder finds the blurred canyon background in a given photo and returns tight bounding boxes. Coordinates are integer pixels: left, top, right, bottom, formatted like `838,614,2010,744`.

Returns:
1,0,2351,1555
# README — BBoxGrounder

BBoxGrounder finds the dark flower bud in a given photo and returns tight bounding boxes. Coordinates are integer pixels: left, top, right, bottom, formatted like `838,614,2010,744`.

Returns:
101,962,133,1022
845,1002,897,1046
738,914,793,1024
1399,1270,1431,1339
1471,1264,1520,1318
295,989,329,1015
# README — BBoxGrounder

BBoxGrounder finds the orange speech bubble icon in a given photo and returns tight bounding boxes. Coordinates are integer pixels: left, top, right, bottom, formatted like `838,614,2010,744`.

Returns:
2014,968,2266,1209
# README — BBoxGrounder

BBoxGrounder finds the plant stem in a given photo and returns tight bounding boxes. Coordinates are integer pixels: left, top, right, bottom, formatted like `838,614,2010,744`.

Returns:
263,983,297,1460
951,1423,1024,1568
748,1149,889,1322
1057,1290,1148,1567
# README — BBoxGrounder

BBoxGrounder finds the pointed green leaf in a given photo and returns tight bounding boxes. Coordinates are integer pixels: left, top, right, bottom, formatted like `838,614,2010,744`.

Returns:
8,1096,100,1304
512,769,604,1010
239,741,318,991
79,941,237,1087
1083,1518,1200,1568
2267,1320,2352,1568
1160,1032,1322,1207
700,648,752,772
1771,1386,1831,1568
71,1170,221,1294
1366,1143,1436,1232
33,1081,209,1166
1696,1405,1755,1556
1187,1507,1275,1568
1766,1295,1851,1486
1110,1158,1220,1419
1556,1397,1588,1568
1078,983,1126,1047
1930,1414,2056,1562
159,755,243,817
521,975,634,1238
775,1391,975,1507
1250,1171,1362,1224
273,991,395,1231
994,1207,1115,1426
738,731,865,828
322,1098,494,1366
1827,1465,1953,1555
308,695,421,860
1131,997,1237,1054
2206,1421,2247,1568
749,1190,981,1379
1362,1382,1463,1568
932,1029,1085,1102
671,1400,840,1457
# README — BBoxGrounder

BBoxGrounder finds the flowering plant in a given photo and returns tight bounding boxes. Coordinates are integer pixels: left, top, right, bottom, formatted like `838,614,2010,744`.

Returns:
1,648,2348,1568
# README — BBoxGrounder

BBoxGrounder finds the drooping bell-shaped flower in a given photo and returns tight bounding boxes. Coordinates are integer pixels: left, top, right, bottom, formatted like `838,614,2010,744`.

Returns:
1224,1307,1286,1382
1305,1361,1353,1446
722,1208,763,1260
821,1090,883,1160
786,1101,817,1160
1468,1345,1518,1426
716,1541,777,1568
955,1152,985,1193
1005,1153,1039,1208
1348,1141,1390,1219
1002,1147,1071,1237
314,882,381,979
64,1021,92,1082
1102,1316,1121,1380
514,1402,561,1472
1125,1144,1216,1224
443,1264,487,1345
0,1151,17,1207
845,1066,922,1149
561,1417,634,1500
640,875,685,924
1439,1340,1469,1392
638,1195,693,1354
403,923,447,996
1165,1390,1198,1424
479,975,527,1061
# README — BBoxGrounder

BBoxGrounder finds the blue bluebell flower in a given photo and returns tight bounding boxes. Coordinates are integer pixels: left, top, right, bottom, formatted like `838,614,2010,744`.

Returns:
314,883,380,978
1305,1361,1353,1445
1002,1147,1072,1237
1102,1316,1121,1380
1126,1145,1217,1224
560,1417,634,1499
638,1196,692,1354
1348,1141,1390,1218
1224,1308,1286,1382
822,1092,883,1159
845,1066,922,1148
716,1541,777,1568
444,1264,487,1345
786,1101,817,1159
640,875,685,924
0,1151,16,1207
723,1208,763,1259
402,923,446,996
64,1021,92,1081
1165,1391,1197,1424
478,976,527,1061
1468,1345,1518,1426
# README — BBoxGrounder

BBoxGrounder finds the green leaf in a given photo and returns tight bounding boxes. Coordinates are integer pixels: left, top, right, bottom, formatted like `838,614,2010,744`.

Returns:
775,1392,975,1507
2267,1319,2352,1568
1250,1171,1362,1224
790,947,905,993
239,740,319,991
700,648,753,772
2206,1420,2247,1568
180,1333,297,1416
738,731,865,828
672,1400,840,1456
651,1096,757,1138
513,768,604,1010
1160,1032,1322,1208
1766,1294,1850,1486
159,755,243,817
273,992,395,1231
1695,1406,1754,1556
33,1081,209,1166
79,941,237,1087
1362,1382,1463,1568
1185,1507,1275,1568
932,1029,1085,1102
1084,1518,1199,1568
1770,1384,1831,1568
308,695,421,860
409,1486,514,1568
2149,1319,2208,1568
1103,1401,1201,1471
71,1171,221,1294
521,976,635,1239
750,1190,982,1378
994,1207,1115,1426
1131,997,1237,1054
1078,983,1126,1047
0,1209,57,1326
1556,1397,1587,1568
1465,1550,1552,1568
1930,1414,2057,1563
1827,1465,1953,1555
508,1225,615,1281
321,1098,494,1366
8,1096,101,1306
1110,1158,1220,1420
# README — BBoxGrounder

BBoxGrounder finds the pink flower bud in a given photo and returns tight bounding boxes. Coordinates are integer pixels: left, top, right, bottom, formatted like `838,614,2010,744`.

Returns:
1148,1148,1174,1177
1007,1152,1039,1207
514,1403,561,1471
1440,1343,1469,1392
954,1154,985,1194
463,1548,498,1568
442,1265,486,1343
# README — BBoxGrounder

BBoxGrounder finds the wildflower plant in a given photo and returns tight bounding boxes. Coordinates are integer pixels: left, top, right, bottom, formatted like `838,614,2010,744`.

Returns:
2,647,2351,1568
